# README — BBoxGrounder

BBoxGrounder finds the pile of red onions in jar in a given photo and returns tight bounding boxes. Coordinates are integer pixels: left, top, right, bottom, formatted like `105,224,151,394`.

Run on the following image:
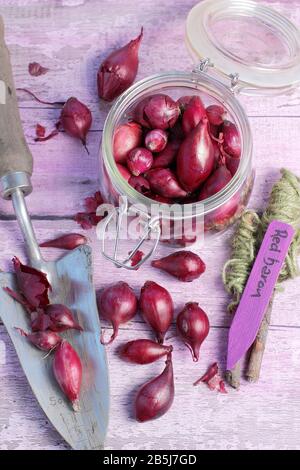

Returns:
113,93,241,215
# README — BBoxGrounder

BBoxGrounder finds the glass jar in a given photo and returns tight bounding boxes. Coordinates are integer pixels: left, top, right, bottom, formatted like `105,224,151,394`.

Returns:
98,0,300,269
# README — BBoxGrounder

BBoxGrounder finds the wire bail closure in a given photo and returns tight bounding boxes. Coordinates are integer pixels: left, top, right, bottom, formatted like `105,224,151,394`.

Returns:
193,58,240,94
229,73,240,94
193,57,214,73
98,196,161,270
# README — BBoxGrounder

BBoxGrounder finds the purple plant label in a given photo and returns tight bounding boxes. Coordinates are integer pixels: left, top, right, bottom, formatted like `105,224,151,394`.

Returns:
227,220,295,371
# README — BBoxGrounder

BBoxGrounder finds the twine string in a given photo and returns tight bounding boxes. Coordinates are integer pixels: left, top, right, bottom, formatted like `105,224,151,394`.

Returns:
223,169,300,312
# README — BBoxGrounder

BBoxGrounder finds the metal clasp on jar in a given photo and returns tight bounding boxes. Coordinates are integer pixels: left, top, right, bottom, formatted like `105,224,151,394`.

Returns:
193,58,240,94
97,196,161,270
193,57,214,73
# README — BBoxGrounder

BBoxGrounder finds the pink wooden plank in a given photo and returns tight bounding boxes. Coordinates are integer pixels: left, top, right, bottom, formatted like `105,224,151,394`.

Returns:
0,219,298,330
1,324,300,450
0,0,299,119
0,115,299,217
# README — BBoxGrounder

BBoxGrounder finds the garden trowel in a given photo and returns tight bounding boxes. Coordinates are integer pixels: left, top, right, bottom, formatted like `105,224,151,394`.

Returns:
0,15,109,450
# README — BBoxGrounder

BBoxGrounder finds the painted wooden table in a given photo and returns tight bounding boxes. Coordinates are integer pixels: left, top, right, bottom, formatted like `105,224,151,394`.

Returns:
0,0,300,451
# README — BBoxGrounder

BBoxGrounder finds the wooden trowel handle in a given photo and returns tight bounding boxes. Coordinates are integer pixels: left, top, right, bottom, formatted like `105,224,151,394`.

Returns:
0,15,33,199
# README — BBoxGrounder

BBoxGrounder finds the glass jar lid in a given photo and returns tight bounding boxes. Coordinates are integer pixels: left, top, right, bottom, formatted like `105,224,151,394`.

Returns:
186,0,300,94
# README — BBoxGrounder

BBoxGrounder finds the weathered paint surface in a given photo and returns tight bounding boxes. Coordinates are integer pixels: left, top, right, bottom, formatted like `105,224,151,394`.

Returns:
0,0,300,450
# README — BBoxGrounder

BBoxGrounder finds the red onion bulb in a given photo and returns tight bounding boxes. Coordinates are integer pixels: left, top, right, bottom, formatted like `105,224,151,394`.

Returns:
198,165,232,201
127,147,153,176
53,341,82,411
135,354,174,422
134,94,180,130
113,122,142,164
146,168,187,199
129,175,150,193
182,96,206,135
151,251,206,282
206,105,225,126
45,304,83,332
176,302,210,361
60,97,92,154
97,28,143,102
139,281,174,343
145,129,168,153
176,118,215,192
120,339,173,364
222,120,241,159
152,139,180,169
98,282,138,345
15,328,62,352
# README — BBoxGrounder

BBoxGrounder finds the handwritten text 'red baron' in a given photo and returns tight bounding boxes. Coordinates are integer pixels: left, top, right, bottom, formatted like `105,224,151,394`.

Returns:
251,228,289,298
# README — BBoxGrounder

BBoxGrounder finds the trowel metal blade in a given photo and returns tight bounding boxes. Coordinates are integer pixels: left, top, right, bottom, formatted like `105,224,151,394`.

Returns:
0,245,109,450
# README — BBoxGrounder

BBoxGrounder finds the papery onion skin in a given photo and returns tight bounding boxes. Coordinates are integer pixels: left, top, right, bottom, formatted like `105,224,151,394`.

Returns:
135,354,174,422
30,311,52,331
159,219,197,248
12,257,51,310
84,191,104,213
194,362,227,393
120,339,173,364
28,62,49,77
139,281,174,343
129,250,144,268
194,362,218,386
3,286,34,313
74,190,104,230
176,302,210,362
36,123,46,138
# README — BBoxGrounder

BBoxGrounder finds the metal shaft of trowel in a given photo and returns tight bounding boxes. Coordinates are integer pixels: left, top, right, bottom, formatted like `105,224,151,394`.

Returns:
11,187,43,268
